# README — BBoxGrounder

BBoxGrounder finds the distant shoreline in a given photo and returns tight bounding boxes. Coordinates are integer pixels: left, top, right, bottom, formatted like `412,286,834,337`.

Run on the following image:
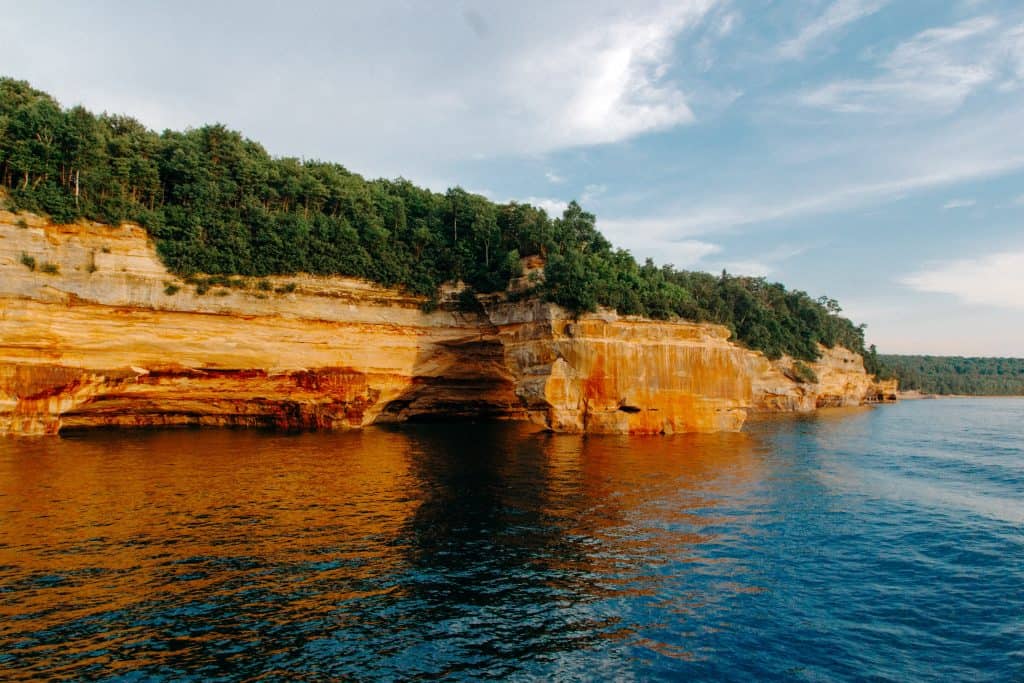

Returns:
897,391,1024,400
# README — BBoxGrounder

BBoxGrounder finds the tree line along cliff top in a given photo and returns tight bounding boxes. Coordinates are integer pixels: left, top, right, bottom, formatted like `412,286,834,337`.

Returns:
0,76,880,368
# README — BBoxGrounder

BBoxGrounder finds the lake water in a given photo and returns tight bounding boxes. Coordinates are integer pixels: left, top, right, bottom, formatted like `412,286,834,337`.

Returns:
1,399,1021,680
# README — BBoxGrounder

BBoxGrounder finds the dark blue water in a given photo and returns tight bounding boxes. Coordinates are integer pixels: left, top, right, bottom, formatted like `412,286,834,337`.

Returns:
1,399,1021,680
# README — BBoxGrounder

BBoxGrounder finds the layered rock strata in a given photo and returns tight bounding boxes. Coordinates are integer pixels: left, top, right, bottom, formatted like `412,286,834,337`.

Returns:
0,213,895,436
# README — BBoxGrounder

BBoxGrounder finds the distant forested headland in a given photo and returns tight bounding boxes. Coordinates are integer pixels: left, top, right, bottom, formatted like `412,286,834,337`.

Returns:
1,77,876,366
880,356,1024,395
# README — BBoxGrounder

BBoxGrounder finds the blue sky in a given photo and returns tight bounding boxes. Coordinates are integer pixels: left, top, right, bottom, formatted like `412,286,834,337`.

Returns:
4,0,1023,355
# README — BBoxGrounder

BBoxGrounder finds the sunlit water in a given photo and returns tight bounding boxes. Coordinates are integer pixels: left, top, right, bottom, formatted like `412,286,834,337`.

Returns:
1,399,1021,680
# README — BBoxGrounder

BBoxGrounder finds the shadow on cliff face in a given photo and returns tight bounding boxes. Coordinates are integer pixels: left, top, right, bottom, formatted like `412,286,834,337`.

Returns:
375,311,526,425
4,322,528,435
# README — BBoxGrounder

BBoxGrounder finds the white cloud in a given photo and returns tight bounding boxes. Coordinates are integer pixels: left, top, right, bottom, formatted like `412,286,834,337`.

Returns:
601,104,1024,235
722,260,771,277
671,240,721,266
512,190,614,218
581,184,608,203
628,238,721,268
691,7,742,71
901,250,1024,309
544,171,565,184
716,10,740,37
510,2,715,150
521,197,570,217
718,244,809,276
942,198,976,209
778,0,889,60
598,165,994,236
799,16,1022,114
596,213,719,267
1,1,723,179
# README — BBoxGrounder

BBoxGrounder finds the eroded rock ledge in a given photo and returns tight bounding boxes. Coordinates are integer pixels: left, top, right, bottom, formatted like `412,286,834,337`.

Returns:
0,213,896,436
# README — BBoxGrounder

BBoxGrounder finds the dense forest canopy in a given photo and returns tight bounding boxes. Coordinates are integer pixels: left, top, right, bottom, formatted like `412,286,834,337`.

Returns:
1,77,875,364
880,356,1024,395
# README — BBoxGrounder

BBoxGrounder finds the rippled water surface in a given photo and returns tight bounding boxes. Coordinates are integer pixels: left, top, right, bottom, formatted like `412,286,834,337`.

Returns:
1,399,1022,680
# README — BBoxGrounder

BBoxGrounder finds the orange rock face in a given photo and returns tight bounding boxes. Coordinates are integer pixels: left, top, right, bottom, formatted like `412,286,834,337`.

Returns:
490,304,895,435
0,213,895,436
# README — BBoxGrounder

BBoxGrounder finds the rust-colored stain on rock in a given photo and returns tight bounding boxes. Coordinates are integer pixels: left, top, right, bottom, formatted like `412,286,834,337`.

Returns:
0,213,895,436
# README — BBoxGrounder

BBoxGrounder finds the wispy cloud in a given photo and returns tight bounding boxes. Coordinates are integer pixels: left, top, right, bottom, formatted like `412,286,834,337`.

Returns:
720,244,809,277
799,16,1022,114
901,249,1024,309
521,197,570,217
581,184,608,203
596,213,719,267
602,102,1024,238
722,260,772,277
628,238,721,268
942,198,976,209
512,1,717,149
601,158,1017,237
4,2,729,178
544,171,565,184
777,0,889,60
691,6,742,70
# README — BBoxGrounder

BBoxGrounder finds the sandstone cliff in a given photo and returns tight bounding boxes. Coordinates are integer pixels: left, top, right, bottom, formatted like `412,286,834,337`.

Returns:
0,212,895,436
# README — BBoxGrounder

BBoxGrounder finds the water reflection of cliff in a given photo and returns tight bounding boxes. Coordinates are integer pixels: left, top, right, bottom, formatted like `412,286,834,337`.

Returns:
395,425,767,672
0,424,766,679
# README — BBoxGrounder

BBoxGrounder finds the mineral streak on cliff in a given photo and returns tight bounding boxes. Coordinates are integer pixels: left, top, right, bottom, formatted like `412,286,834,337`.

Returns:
0,213,896,436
